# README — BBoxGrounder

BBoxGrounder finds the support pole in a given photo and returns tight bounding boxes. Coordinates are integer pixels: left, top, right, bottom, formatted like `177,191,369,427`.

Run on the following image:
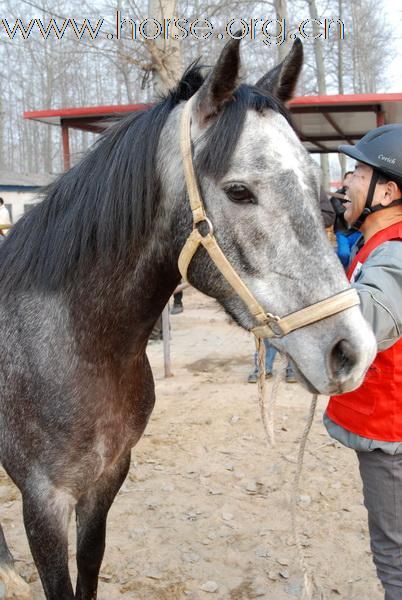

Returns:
61,122,71,171
162,304,172,378
376,110,385,127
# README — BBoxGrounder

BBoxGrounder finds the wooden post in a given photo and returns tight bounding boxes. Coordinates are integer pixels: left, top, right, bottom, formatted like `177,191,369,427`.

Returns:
62,122,71,171
376,110,385,127
162,304,172,378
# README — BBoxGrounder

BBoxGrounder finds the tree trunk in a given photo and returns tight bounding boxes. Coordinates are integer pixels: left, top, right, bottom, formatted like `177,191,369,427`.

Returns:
274,0,288,62
306,0,330,190
148,0,183,97
337,0,346,176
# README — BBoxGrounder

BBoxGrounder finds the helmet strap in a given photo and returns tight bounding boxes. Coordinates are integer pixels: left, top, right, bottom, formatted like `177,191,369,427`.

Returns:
370,198,402,213
352,170,380,229
352,170,402,228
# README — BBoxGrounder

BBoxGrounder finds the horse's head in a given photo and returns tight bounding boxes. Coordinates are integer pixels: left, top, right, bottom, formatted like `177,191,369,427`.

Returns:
165,39,376,395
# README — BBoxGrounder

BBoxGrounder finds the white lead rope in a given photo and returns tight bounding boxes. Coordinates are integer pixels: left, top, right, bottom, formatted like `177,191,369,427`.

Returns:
256,338,320,600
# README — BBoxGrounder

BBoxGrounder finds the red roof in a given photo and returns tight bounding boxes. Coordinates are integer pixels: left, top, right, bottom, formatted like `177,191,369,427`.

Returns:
24,92,402,153
23,103,152,133
288,92,402,153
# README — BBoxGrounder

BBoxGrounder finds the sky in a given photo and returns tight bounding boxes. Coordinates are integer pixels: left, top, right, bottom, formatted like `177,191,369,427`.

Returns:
325,0,402,182
383,1,402,92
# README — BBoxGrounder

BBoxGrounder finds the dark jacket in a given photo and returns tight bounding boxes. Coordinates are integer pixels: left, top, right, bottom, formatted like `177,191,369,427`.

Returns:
329,186,349,233
320,188,336,228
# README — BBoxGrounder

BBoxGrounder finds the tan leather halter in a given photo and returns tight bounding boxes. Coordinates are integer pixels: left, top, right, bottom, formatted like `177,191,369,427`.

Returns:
178,96,360,338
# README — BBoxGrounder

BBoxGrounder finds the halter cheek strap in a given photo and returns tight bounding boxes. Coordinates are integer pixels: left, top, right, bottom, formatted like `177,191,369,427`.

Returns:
178,96,360,338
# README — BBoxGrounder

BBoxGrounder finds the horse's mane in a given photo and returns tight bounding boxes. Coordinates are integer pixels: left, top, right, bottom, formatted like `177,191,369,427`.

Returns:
0,66,289,293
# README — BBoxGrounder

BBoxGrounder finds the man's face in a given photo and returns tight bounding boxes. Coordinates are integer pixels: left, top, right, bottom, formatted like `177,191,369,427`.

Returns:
343,162,373,225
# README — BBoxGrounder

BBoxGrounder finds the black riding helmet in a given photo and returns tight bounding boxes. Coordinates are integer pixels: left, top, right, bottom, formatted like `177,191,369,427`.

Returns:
339,124,402,228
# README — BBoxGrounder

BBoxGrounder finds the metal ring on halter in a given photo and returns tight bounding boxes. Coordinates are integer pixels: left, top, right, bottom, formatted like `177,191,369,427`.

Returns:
195,217,214,237
264,314,284,337
266,313,280,322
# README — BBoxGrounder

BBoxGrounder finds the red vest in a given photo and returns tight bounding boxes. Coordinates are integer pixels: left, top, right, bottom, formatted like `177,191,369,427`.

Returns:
327,222,402,442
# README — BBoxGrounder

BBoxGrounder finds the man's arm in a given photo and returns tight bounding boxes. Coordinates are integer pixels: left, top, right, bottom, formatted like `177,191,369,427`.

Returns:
353,241,402,350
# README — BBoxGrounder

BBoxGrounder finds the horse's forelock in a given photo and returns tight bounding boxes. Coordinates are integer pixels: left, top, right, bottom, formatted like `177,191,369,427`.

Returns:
196,85,292,181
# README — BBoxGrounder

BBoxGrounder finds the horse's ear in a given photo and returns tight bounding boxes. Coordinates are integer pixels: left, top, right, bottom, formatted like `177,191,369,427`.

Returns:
194,37,241,126
255,39,303,103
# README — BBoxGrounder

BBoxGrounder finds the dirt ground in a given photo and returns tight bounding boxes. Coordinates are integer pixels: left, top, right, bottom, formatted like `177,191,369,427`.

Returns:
0,288,384,600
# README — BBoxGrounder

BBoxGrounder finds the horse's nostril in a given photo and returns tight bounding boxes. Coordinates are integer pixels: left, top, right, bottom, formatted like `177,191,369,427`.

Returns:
329,339,358,379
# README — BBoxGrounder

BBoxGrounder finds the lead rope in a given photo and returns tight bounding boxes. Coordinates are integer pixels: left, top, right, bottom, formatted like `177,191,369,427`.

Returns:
256,337,321,600
292,392,319,600
256,337,275,446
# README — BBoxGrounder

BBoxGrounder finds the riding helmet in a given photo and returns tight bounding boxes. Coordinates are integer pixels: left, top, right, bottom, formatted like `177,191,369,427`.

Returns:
339,124,402,184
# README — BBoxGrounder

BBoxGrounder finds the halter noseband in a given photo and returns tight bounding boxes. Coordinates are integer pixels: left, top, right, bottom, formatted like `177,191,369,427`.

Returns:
178,96,360,338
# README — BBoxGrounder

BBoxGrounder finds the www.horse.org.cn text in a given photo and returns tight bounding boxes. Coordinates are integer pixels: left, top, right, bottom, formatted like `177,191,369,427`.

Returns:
0,14,346,44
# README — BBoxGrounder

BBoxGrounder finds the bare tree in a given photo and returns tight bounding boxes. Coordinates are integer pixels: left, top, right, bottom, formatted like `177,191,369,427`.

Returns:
274,0,289,61
146,0,182,96
0,0,396,176
305,0,330,189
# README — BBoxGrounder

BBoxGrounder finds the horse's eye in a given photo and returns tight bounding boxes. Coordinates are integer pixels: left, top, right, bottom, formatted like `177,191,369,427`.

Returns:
224,184,256,204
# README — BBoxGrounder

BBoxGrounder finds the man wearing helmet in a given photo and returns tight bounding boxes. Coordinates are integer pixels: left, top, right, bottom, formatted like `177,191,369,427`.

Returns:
324,124,402,600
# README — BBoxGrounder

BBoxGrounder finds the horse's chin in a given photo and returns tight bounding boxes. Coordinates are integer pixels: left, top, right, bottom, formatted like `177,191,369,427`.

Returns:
288,358,352,396
287,360,321,394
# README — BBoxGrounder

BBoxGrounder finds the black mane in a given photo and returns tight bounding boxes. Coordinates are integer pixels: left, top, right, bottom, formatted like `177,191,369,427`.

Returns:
0,68,288,293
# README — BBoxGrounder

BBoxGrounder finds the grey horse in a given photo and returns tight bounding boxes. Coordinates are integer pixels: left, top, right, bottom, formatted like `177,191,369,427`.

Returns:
0,38,375,599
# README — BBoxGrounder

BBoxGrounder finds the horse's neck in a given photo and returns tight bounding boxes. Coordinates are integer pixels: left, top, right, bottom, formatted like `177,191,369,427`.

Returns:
70,236,181,365
69,107,188,365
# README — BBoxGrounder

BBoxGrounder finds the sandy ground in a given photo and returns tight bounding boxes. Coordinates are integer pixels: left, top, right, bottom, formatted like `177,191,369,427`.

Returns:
0,288,384,600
